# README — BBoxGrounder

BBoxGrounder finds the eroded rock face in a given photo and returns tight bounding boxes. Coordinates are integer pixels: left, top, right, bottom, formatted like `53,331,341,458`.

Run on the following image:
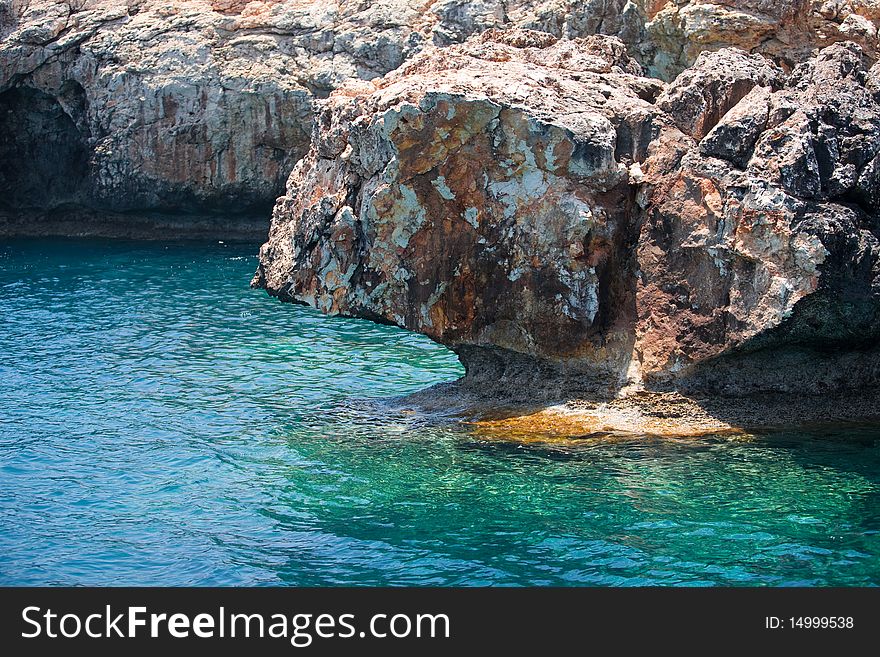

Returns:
637,41,880,393
255,31,668,389
655,49,783,140
0,85,89,207
642,0,880,79
257,34,880,395
0,1,631,228
3,1,877,235
0,0,313,225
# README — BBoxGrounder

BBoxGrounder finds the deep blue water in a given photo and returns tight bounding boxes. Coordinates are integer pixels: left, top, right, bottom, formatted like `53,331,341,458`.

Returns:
1,238,879,586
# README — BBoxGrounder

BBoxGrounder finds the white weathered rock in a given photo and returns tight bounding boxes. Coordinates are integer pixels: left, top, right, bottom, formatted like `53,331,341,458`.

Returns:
3,0,876,230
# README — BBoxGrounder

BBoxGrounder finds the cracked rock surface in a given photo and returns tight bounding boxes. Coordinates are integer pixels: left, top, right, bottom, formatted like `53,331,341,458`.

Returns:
256,32,880,395
637,42,880,393
2,1,878,234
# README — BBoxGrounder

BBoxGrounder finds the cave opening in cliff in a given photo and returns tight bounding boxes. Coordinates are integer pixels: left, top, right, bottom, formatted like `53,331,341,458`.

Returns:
0,84,89,212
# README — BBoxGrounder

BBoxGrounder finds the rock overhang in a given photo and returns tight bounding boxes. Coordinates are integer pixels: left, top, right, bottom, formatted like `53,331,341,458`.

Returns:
256,31,880,396
256,32,665,391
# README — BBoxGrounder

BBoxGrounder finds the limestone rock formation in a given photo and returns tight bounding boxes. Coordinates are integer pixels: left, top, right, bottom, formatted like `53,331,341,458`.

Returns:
256,32,880,395
255,30,665,391
3,1,877,237
637,41,880,393
0,0,644,233
641,1,880,80
0,0,314,231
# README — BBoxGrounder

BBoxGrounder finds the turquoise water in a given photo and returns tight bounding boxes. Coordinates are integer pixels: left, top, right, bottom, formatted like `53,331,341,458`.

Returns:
1,238,879,586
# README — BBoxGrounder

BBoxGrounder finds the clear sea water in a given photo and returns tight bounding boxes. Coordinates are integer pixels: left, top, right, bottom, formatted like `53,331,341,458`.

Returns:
1,238,879,586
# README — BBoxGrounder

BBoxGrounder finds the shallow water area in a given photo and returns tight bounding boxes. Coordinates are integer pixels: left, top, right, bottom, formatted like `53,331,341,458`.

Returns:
1,238,879,586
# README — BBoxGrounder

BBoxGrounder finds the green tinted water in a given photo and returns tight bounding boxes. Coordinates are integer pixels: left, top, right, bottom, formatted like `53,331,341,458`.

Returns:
1,239,878,585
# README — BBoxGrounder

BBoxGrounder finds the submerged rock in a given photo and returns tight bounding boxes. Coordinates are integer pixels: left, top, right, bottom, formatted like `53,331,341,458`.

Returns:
256,34,880,397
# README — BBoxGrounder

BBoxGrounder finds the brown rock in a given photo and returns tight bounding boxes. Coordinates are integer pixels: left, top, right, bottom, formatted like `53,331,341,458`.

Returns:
643,1,879,79
257,35,880,396
655,48,782,140
636,41,880,393
255,31,664,392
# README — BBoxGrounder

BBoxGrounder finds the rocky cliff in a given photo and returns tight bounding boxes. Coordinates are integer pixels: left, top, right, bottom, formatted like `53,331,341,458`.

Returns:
3,1,880,414
2,1,878,237
255,29,880,398
638,42,880,394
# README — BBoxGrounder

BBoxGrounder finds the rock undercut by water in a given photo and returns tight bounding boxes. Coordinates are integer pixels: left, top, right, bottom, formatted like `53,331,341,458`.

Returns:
255,31,880,401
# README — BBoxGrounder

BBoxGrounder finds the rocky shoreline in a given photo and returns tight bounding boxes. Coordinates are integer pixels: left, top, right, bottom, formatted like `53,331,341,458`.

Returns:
3,1,880,435
255,31,880,400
